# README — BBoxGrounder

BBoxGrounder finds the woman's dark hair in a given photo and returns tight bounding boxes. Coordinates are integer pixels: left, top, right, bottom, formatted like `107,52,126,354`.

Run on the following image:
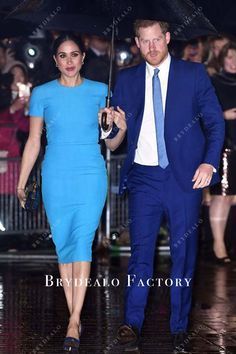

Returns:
219,42,236,69
0,42,6,51
52,33,86,56
10,64,28,83
0,73,13,110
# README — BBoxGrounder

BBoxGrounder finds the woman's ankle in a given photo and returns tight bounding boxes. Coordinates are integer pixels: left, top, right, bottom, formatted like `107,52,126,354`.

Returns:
68,315,80,327
213,242,228,258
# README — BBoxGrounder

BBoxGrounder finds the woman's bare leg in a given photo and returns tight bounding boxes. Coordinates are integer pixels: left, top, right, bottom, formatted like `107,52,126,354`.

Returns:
58,263,73,315
66,261,91,338
209,195,234,258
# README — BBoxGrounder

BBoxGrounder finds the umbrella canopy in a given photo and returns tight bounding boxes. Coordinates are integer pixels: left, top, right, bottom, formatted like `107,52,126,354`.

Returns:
0,0,62,38
5,0,217,40
192,0,236,36
3,0,218,130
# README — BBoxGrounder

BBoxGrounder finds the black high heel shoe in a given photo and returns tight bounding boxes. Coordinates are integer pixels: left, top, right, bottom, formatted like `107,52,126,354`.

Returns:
63,337,80,352
63,323,82,352
214,255,231,265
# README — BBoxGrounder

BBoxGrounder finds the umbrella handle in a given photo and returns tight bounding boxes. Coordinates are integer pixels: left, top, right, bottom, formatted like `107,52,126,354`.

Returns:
101,112,110,131
101,96,111,131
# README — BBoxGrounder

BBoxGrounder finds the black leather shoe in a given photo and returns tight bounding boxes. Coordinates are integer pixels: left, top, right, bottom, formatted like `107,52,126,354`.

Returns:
116,324,140,352
172,332,191,353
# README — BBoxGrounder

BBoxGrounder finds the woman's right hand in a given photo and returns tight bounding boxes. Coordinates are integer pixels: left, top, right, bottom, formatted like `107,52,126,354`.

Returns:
10,97,26,114
224,108,236,120
17,188,26,209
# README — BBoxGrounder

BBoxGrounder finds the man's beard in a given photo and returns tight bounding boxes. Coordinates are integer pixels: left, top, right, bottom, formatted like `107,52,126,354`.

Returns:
143,50,168,66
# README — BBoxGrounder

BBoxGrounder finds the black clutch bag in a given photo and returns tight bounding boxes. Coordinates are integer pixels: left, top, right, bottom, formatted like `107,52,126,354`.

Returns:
25,180,40,211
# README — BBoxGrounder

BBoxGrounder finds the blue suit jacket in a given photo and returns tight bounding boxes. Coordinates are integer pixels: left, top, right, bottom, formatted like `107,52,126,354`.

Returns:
110,56,225,194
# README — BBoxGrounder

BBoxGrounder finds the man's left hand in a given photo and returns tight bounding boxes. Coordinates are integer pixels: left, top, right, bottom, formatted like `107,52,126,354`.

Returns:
192,163,214,189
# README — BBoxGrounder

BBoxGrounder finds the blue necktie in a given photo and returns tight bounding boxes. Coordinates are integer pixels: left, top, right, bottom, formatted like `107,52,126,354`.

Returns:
152,68,169,168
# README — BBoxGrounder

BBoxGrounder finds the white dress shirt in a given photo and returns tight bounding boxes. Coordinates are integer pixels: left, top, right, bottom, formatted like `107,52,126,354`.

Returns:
134,53,171,165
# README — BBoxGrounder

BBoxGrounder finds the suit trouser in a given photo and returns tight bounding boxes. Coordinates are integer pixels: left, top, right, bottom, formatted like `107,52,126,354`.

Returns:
124,163,202,334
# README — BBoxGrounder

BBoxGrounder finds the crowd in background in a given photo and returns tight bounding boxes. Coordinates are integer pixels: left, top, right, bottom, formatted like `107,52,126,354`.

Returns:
0,31,236,260
1,32,235,159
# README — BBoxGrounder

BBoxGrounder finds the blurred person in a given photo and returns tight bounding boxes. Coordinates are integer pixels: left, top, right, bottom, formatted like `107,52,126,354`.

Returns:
81,34,90,51
129,39,142,66
1,39,20,74
10,63,28,93
81,35,112,84
209,42,236,264
182,37,209,63
206,35,230,76
0,43,7,73
16,33,126,352
0,68,29,162
0,72,29,233
8,62,30,153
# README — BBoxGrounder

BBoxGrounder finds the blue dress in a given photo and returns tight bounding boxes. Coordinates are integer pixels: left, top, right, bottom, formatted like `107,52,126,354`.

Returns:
29,79,108,263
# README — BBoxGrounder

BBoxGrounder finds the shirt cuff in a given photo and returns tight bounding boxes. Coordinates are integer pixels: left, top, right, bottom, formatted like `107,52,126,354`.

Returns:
100,127,112,140
212,166,217,173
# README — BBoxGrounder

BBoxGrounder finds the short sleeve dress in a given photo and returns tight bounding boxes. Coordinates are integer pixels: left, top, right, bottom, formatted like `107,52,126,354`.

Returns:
29,78,108,263
210,71,236,196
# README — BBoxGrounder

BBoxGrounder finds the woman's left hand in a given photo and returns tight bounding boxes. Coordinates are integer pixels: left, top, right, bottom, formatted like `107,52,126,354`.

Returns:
114,106,127,132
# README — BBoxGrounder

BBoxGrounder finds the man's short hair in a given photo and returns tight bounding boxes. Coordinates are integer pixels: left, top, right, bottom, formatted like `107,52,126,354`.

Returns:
134,20,170,37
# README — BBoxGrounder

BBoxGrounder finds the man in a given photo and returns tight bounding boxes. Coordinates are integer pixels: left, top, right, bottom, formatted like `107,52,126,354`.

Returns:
105,20,224,352
81,35,111,84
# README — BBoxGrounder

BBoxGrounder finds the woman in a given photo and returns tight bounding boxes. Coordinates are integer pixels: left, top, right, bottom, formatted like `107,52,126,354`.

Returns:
0,71,29,205
209,42,236,264
206,35,230,76
10,63,28,94
9,63,30,153
17,33,126,352
0,63,30,157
